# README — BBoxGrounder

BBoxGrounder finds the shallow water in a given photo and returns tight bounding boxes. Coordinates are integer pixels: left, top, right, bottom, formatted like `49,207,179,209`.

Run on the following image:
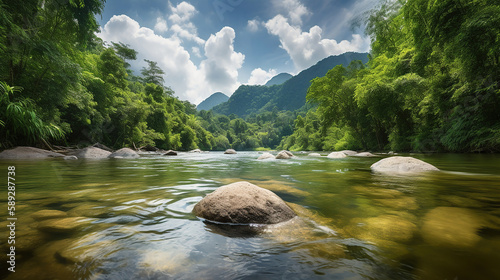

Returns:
1,152,500,279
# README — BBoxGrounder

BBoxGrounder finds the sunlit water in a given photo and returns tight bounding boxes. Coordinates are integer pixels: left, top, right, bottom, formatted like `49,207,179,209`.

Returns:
1,152,499,279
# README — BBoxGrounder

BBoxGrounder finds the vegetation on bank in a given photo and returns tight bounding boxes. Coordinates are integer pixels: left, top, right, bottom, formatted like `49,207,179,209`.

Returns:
1,0,499,153
280,0,500,152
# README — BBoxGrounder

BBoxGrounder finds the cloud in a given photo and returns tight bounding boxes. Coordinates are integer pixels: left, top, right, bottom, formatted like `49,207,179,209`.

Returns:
98,15,244,104
200,27,245,96
168,1,205,45
247,19,260,32
247,68,277,85
168,1,197,23
272,0,310,26
265,14,371,70
154,17,168,33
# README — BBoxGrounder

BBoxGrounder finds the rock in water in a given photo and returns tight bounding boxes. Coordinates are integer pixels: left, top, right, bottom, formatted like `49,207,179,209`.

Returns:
371,156,439,173
0,146,65,159
109,148,140,158
308,153,321,157
353,152,376,157
163,150,178,156
224,149,237,154
327,152,346,159
193,181,296,224
73,147,111,159
340,150,357,156
258,152,275,160
276,150,293,159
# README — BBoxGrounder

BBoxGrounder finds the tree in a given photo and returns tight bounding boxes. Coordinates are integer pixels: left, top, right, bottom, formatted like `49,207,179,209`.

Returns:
141,59,165,86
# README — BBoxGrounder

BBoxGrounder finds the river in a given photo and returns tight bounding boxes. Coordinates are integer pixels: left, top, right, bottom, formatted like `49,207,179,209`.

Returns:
1,152,499,279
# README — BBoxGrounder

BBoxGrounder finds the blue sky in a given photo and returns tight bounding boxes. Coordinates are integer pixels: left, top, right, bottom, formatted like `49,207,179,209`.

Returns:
97,0,378,104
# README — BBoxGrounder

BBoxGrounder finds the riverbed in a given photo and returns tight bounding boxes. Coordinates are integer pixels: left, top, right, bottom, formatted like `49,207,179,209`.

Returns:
1,152,499,279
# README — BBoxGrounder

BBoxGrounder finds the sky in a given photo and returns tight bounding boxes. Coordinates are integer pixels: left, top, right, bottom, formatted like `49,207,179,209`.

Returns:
97,0,379,104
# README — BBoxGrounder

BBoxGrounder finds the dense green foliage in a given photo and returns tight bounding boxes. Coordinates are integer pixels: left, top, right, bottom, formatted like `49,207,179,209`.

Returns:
0,0,215,150
281,0,500,152
1,0,498,153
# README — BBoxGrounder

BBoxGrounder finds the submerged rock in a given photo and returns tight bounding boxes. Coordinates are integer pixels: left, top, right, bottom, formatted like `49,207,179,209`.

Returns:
345,214,417,243
276,150,293,159
308,153,321,157
37,217,92,233
193,181,296,224
109,148,140,158
0,146,65,159
327,152,347,159
258,152,275,160
72,147,111,159
371,156,439,173
224,149,237,154
189,149,202,153
421,207,484,248
31,209,68,221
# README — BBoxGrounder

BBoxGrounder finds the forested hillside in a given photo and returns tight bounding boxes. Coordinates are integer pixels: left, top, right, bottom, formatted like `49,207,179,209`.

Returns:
280,0,500,152
0,0,213,150
213,52,369,117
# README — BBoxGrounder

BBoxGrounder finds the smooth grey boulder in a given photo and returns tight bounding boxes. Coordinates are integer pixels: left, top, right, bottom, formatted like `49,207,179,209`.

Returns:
353,152,376,157
340,150,357,156
72,147,111,159
224,149,237,154
276,150,293,159
258,152,275,160
0,146,65,159
327,152,347,159
193,181,296,224
109,148,140,158
371,156,439,173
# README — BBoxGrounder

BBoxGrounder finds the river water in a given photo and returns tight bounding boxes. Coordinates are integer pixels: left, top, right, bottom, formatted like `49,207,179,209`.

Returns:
1,152,499,279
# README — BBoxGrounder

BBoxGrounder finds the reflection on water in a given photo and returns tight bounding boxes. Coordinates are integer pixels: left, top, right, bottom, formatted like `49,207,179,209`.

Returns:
1,152,500,279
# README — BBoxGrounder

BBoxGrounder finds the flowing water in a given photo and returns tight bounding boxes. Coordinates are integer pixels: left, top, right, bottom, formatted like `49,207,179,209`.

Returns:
1,152,500,279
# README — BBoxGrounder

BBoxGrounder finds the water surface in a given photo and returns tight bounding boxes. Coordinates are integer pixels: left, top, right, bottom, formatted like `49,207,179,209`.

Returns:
1,152,499,279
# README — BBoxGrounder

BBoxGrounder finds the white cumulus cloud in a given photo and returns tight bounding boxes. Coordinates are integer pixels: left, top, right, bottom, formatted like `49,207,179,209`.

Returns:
247,19,260,32
168,1,205,45
247,68,277,85
200,26,245,96
98,15,244,104
272,0,311,26
265,14,371,70
154,17,168,33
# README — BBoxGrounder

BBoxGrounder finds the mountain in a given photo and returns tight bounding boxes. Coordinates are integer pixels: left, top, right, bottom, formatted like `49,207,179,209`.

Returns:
213,52,369,117
265,73,292,86
197,92,229,111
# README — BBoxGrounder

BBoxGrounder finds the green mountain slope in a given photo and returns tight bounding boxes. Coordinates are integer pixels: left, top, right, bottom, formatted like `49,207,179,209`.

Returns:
197,92,229,111
213,52,369,117
265,73,292,86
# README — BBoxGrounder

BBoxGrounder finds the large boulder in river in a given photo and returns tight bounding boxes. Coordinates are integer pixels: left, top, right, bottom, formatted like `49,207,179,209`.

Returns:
353,152,376,157
327,152,347,159
73,147,111,159
371,156,439,173
224,149,237,154
0,146,65,159
193,181,296,224
276,150,293,159
109,148,139,158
